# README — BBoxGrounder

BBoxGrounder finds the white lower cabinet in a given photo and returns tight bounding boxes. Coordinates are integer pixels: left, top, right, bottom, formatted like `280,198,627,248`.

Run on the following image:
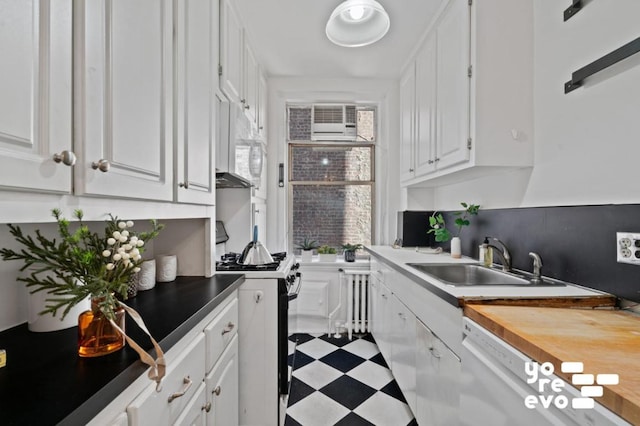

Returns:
205,335,239,426
416,319,461,426
127,334,206,425
175,383,208,426
389,294,417,414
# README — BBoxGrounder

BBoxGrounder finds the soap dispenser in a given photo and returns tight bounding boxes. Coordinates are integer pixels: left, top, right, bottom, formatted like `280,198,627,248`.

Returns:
482,237,492,267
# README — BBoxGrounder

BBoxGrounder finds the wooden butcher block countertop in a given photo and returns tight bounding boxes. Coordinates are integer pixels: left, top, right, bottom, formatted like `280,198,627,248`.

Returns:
464,304,640,425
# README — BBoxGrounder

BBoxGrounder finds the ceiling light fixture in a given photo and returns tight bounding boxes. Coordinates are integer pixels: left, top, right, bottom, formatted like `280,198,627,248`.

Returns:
326,0,390,48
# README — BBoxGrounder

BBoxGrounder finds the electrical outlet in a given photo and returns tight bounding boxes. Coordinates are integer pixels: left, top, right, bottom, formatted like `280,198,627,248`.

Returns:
616,232,640,264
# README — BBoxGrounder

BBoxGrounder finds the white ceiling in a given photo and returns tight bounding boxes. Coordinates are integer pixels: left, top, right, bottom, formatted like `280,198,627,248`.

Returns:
234,0,445,79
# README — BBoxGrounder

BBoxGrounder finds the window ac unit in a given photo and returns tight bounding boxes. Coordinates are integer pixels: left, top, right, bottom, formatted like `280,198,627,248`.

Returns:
311,104,357,141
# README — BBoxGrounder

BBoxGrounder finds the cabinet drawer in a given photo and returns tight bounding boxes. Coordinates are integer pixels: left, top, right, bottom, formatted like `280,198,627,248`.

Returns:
205,335,238,426
127,333,205,425
204,297,238,372
174,382,207,426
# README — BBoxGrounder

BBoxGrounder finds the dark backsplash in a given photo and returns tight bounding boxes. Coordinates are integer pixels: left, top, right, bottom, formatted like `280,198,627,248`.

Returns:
416,204,640,303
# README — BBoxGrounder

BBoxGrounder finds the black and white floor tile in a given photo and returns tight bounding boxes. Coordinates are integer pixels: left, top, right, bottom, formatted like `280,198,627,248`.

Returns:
285,333,417,426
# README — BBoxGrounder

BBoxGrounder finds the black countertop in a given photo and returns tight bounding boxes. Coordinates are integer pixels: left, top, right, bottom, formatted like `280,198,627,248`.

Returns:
0,274,244,426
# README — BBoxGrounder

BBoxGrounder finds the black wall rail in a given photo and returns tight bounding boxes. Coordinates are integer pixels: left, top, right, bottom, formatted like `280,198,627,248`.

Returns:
564,36,640,94
564,0,583,21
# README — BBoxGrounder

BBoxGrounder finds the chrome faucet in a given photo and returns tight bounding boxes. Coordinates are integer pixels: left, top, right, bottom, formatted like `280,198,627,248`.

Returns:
529,252,543,282
485,237,512,272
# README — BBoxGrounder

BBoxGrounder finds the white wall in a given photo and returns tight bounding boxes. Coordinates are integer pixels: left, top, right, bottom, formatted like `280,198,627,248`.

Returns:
429,0,640,210
265,77,400,250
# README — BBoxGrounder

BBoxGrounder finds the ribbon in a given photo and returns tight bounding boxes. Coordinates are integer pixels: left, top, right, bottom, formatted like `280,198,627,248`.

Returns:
109,301,166,391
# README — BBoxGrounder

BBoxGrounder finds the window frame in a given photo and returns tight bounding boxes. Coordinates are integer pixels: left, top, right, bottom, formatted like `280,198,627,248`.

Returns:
287,141,376,252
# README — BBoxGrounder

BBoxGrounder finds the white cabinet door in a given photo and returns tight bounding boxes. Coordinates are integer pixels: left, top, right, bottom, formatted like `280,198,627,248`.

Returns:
77,0,173,201
175,383,208,426
0,0,72,194
175,0,218,205
435,0,470,169
238,280,278,425
375,281,393,363
399,65,415,182
257,72,267,140
243,42,258,126
416,319,460,426
220,0,243,105
206,336,239,426
415,33,437,176
389,294,417,414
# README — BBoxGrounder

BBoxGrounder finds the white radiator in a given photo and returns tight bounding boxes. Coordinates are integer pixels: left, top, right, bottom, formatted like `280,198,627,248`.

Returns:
344,270,371,340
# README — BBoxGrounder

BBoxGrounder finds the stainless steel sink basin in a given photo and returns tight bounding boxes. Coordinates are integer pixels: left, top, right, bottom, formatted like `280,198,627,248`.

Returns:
406,263,565,287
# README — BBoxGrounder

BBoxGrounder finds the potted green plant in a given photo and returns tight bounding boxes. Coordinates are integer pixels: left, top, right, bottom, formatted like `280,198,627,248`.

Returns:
428,202,480,258
0,209,164,358
317,245,337,262
341,243,363,262
295,237,320,262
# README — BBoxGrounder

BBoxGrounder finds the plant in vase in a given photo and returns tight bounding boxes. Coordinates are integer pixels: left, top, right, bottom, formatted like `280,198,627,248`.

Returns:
341,243,363,263
0,209,164,359
295,237,320,262
317,245,337,262
428,202,480,258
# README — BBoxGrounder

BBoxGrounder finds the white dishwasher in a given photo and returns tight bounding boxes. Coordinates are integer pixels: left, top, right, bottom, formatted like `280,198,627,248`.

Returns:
459,318,629,426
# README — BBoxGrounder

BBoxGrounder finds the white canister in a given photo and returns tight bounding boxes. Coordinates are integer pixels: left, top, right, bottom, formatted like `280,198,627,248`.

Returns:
136,259,156,291
28,290,90,333
156,255,177,282
450,237,462,259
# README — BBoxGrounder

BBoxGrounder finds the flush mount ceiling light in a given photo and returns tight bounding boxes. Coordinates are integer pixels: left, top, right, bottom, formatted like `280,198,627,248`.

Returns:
326,0,390,48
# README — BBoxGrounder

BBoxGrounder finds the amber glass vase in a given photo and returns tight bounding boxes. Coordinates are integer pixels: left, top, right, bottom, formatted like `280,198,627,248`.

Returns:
77,297,126,357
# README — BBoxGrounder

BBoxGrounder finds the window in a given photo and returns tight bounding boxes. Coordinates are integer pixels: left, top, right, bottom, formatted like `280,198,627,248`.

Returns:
288,104,376,253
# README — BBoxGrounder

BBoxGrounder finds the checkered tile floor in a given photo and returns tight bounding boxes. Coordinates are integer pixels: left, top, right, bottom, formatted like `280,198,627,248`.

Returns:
285,333,417,426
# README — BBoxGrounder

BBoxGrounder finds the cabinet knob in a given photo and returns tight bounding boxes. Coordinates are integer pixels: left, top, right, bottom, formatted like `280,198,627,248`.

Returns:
427,160,434,164
409,168,414,172
202,402,212,413
259,126,264,130
221,322,235,335
240,98,246,104
179,182,189,189
434,158,440,162
213,385,221,396
167,376,193,403
244,104,250,110
52,150,76,166
91,159,110,172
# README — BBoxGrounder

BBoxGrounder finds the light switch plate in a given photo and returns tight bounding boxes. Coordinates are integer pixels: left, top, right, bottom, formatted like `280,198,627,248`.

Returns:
616,232,640,264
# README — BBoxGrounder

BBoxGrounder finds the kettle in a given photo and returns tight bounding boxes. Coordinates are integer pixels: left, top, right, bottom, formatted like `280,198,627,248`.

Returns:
240,226,274,265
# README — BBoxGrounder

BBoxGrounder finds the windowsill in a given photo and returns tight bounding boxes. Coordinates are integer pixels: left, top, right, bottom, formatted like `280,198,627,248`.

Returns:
296,255,370,265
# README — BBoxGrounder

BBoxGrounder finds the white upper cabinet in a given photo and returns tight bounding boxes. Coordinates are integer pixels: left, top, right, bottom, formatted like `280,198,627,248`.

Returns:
257,71,268,141
175,0,219,205
0,0,73,194
243,42,258,126
220,0,244,106
401,0,533,187
220,0,266,134
76,0,174,201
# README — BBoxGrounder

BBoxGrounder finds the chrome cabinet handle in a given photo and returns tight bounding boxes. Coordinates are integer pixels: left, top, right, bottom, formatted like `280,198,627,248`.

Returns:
381,293,388,299
429,347,441,359
213,385,221,396
91,159,110,172
202,402,212,413
179,182,189,189
398,313,407,320
434,158,440,162
167,376,192,402
409,168,414,172
221,322,235,335
52,150,76,166
244,104,250,110
428,159,434,164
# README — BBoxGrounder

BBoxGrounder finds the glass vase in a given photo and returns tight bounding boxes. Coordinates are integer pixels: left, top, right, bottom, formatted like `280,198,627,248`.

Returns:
77,297,125,357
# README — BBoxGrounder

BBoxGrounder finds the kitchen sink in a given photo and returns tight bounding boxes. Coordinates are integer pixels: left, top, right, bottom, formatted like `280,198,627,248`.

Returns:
406,263,565,287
